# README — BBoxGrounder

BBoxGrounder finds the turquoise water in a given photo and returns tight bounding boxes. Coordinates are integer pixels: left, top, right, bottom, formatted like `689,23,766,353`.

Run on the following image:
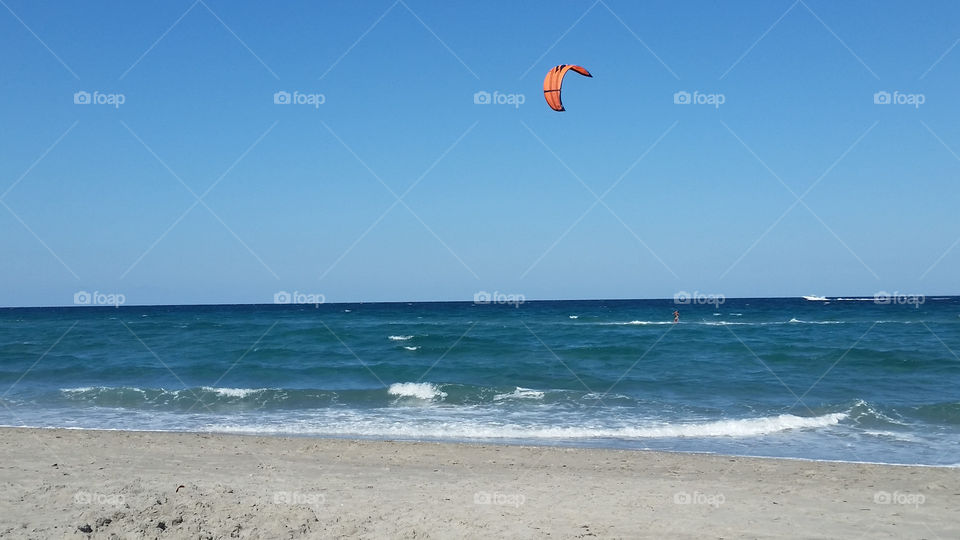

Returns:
1,298,958,465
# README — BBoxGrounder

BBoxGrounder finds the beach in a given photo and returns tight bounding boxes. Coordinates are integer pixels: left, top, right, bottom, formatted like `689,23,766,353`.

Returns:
1,428,957,538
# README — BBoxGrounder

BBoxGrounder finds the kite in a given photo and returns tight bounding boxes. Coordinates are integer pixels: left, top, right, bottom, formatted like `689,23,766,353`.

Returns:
543,64,592,111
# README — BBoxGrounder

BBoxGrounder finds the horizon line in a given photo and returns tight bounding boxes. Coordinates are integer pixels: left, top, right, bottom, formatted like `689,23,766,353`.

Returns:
2,293,953,310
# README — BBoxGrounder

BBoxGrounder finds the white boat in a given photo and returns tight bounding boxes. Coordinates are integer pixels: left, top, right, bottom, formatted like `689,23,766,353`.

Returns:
802,295,828,301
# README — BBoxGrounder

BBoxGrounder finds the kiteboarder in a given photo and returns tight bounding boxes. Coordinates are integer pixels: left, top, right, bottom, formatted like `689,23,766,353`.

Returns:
673,310,680,324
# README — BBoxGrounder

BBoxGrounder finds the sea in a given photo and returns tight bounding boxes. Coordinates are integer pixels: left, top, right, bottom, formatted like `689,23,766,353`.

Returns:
1,297,958,466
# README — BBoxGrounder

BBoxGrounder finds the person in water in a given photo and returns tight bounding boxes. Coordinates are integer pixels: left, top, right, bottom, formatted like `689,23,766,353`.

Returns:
673,310,679,323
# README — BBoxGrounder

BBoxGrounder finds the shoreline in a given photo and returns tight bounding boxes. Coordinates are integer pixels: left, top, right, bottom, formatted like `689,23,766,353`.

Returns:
3,424,957,469
2,427,957,538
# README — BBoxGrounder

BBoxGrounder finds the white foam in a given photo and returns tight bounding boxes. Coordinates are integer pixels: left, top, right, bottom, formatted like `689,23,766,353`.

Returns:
201,387,260,398
387,382,446,400
494,387,545,401
61,386,145,394
388,335,414,341
569,315,578,319
789,318,843,324
619,413,848,438
61,387,98,393
403,346,420,351
607,320,673,326
208,412,847,440
863,430,921,442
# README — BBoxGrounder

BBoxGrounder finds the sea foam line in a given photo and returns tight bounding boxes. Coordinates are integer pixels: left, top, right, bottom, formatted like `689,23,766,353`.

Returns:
387,382,446,400
493,387,545,401
209,412,847,439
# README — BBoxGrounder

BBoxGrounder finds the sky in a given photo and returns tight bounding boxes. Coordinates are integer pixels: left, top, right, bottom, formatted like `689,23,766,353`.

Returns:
1,0,959,306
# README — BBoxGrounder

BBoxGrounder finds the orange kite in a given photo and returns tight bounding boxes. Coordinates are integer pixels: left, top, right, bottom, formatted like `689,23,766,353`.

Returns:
543,64,592,111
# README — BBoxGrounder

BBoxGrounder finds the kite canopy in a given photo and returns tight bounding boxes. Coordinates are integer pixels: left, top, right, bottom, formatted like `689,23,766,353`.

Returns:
543,64,592,111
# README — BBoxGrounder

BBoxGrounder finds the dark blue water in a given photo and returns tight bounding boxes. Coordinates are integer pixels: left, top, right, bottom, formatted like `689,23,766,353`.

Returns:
1,298,958,465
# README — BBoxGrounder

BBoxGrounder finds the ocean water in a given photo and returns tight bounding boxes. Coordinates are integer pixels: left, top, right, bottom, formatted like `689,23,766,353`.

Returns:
1,298,958,466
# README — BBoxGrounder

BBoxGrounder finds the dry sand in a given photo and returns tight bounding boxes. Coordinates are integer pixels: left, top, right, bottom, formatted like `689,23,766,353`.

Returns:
0,427,957,538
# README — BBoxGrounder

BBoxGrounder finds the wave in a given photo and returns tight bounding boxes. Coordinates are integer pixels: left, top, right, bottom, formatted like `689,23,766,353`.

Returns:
51,387,959,429
59,386,279,409
388,335,414,341
387,382,446,400
600,319,844,326
909,401,960,425
201,387,261,398
604,320,674,326
206,412,848,440
402,346,420,351
788,318,843,324
54,384,633,410
493,387,545,401
862,430,922,443
61,386,120,394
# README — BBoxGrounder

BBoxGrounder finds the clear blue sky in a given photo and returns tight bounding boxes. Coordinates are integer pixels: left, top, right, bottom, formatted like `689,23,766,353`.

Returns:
2,0,958,306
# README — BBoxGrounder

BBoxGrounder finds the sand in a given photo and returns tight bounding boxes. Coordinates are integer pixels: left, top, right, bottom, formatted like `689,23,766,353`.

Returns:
0,427,957,539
